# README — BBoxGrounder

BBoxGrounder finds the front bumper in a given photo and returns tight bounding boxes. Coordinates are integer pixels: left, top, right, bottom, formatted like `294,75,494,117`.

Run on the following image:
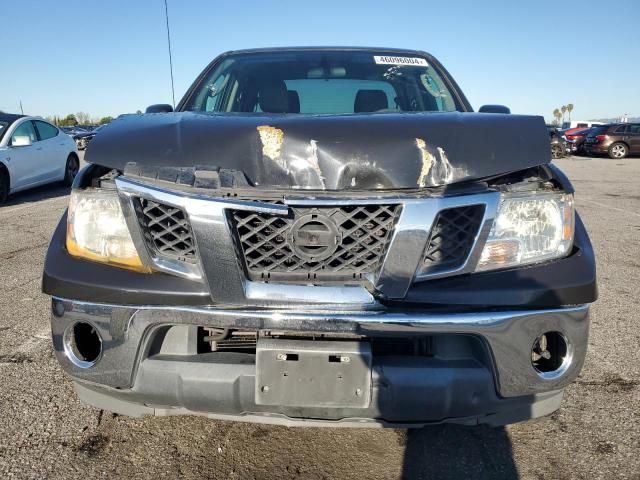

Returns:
51,298,590,427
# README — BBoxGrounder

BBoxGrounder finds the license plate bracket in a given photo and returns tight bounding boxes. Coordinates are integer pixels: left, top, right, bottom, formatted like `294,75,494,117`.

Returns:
255,338,372,408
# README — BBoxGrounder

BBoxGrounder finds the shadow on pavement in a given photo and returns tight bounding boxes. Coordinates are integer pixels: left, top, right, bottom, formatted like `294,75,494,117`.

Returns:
1,183,70,208
402,425,517,479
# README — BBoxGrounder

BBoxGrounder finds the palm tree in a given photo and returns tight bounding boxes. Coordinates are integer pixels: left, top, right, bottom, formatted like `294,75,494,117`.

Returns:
566,104,574,122
561,105,567,124
553,108,561,126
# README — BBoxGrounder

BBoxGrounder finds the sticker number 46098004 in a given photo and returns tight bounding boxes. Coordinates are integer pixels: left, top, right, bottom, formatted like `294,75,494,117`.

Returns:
373,56,429,66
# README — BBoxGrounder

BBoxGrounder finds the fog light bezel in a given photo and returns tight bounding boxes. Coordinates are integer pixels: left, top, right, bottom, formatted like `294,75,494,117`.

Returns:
63,321,103,369
531,331,572,380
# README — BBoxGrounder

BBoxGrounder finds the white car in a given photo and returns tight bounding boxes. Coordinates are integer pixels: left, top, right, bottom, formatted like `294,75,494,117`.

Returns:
0,114,79,203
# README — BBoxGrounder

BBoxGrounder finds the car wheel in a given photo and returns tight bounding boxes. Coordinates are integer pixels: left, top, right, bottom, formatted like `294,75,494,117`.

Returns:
64,154,80,186
551,144,564,159
0,169,9,204
608,142,628,159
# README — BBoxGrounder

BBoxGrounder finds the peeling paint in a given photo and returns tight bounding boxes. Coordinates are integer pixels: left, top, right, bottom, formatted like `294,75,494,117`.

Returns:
436,146,453,184
416,138,435,187
416,138,455,187
305,139,324,185
257,125,284,162
286,139,326,189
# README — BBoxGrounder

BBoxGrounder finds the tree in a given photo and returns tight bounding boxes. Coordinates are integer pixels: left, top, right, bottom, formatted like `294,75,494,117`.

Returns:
561,105,567,124
553,108,561,126
566,103,574,122
76,112,91,125
59,114,78,126
99,116,114,125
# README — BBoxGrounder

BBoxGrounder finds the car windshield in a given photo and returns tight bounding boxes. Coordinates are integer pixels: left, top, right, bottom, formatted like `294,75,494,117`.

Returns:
182,51,460,115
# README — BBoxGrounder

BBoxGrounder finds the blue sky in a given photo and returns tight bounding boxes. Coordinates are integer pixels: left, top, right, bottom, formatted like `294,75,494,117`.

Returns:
1,0,638,122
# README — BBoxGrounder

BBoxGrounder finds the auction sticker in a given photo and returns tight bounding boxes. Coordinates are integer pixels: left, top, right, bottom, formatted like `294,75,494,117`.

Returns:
374,56,428,66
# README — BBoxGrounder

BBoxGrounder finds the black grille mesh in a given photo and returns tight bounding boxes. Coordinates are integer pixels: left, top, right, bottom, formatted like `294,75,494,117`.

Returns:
230,205,401,283
136,199,196,262
133,197,484,281
422,205,486,273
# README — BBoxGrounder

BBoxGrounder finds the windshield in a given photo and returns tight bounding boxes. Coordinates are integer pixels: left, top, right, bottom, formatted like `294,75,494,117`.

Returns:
182,51,460,115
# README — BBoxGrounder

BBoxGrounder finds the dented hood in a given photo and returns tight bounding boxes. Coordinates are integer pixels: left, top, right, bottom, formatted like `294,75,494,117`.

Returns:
87,111,550,190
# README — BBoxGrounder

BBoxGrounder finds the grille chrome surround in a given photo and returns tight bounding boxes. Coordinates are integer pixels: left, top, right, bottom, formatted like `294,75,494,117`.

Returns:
135,199,197,263
115,176,501,303
422,205,486,274
230,205,402,283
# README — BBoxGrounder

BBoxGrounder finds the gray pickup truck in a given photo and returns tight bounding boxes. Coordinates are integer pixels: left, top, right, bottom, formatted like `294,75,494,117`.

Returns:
42,47,597,427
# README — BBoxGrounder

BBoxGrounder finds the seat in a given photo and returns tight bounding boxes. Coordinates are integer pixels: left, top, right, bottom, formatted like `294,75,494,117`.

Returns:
287,90,300,113
258,80,289,113
354,90,388,113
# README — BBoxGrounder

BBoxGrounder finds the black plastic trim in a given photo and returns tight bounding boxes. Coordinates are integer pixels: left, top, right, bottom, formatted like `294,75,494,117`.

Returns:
541,163,575,194
42,213,211,305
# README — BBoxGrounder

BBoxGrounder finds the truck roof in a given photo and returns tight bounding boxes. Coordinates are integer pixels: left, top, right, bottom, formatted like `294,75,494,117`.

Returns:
220,46,432,56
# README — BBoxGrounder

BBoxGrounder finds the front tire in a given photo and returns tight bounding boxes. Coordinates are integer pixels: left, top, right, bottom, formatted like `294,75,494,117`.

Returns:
608,142,628,159
0,169,9,204
64,154,80,186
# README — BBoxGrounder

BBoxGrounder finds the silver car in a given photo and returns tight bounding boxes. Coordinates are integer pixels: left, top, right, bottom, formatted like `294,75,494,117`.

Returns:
0,114,79,203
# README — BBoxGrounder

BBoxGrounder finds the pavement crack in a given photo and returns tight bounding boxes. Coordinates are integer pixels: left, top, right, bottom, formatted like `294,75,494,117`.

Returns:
0,353,34,364
97,410,104,427
5,276,40,293
576,374,638,392
0,241,50,260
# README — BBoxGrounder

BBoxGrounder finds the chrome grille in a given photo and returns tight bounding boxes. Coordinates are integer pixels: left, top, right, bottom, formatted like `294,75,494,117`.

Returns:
135,199,196,262
422,205,485,273
230,205,402,283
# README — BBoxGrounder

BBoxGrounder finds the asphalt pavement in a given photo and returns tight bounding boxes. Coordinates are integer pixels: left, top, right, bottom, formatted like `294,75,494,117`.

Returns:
0,153,638,479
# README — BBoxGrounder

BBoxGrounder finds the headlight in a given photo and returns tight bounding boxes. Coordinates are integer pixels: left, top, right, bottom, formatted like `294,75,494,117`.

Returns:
66,188,150,272
477,192,574,272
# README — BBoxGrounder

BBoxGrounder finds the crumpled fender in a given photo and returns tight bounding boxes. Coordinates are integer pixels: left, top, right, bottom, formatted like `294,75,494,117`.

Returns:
87,111,551,190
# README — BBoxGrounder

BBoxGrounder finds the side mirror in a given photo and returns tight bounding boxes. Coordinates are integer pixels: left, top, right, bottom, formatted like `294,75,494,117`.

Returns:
145,104,174,113
11,135,32,147
479,104,511,114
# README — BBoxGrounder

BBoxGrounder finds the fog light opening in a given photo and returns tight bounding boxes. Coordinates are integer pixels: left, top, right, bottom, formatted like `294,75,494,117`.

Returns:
64,322,102,368
531,331,570,378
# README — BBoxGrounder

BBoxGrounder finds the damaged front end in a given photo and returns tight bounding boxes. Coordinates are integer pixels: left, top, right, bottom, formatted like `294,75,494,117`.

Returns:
43,127,595,426
68,109,584,303
87,110,552,191
42,48,597,427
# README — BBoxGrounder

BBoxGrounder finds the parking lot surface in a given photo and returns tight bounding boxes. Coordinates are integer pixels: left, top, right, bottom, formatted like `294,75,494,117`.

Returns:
0,153,638,479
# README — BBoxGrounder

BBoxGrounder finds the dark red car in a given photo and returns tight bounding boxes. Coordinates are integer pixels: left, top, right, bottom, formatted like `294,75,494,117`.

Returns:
565,128,592,153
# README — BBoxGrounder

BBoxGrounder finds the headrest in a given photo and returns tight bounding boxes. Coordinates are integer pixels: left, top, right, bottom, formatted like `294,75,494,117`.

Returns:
287,90,300,113
354,90,388,113
258,79,289,113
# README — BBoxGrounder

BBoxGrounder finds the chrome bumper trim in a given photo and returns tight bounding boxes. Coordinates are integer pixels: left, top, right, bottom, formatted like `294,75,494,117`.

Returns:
51,298,590,399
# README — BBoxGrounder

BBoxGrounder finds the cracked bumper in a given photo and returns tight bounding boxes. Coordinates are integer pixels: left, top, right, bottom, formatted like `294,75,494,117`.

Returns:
51,298,590,426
